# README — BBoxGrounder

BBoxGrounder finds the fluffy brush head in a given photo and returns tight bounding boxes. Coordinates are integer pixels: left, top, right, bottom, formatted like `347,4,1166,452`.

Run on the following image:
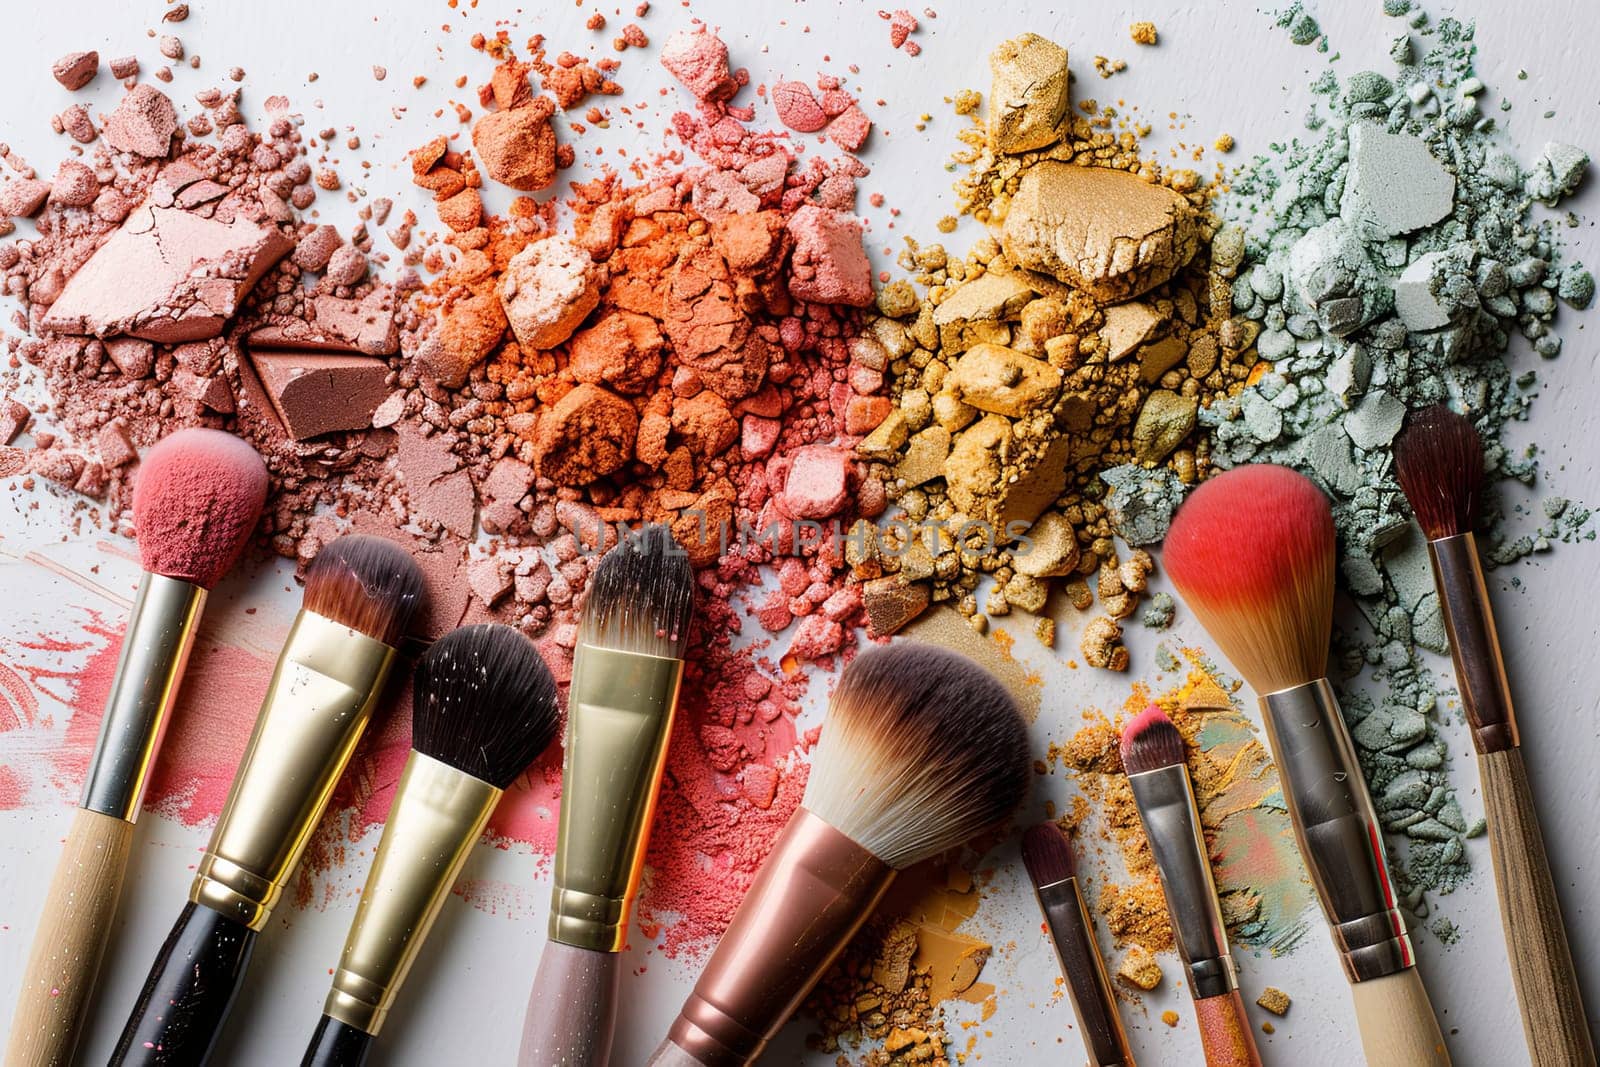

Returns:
1394,404,1484,540
131,428,268,588
803,643,1031,869
412,624,562,789
303,535,425,647
1164,464,1336,695
578,524,694,659
1119,705,1187,775
1020,822,1076,889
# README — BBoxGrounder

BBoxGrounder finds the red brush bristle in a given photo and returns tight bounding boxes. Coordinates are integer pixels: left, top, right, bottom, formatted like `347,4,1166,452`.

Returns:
1020,821,1076,889
131,429,268,589
1393,404,1484,540
1119,705,1186,774
1163,465,1336,694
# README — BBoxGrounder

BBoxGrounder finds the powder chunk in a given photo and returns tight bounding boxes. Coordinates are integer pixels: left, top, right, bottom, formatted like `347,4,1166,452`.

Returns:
1340,125,1455,238
660,28,736,102
1525,141,1589,205
249,349,390,440
419,290,505,387
528,383,638,484
948,342,1062,417
771,80,828,133
786,205,872,307
42,204,293,342
862,575,930,636
827,105,872,152
1129,21,1158,45
103,85,178,159
569,311,665,394
1013,511,1080,577
472,98,558,191
1116,944,1162,990
781,445,852,518
1002,163,1198,302
0,399,29,444
988,33,1070,153
1256,987,1291,1016
105,338,155,378
52,51,99,91
50,160,99,207
500,236,602,349
945,415,1069,529
0,179,51,219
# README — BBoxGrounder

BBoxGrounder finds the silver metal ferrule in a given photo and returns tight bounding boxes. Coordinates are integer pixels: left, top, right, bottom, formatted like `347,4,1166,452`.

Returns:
1261,679,1414,982
80,572,206,820
1127,763,1237,1000
1428,532,1518,754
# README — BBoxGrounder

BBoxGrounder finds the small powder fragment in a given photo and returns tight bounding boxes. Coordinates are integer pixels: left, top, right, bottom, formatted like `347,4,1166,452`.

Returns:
499,236,602,349
103,84,179,158
1256,987,1292,1016
1116,944,1162,990
1161,1010,1180,1027
472,97,558,191
52,51,99,91
1130,21,1158,45
108,55,139,80
660,28,736,102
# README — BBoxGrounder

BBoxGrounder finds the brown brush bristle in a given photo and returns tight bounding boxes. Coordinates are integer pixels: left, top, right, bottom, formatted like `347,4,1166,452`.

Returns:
1020,822,1076,889
803,643,1031,869
1119,705,1187,775
303,535,425,646
1394,404,1484,540
1164,465,1336,694
412,624,562,789
131,428,268,589
577,524,695,659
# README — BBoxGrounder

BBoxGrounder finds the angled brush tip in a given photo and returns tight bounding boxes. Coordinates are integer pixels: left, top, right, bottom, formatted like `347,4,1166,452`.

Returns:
413,624,562,788
1020,822,1076,889
132,428,268,588
578,524,695,659
804,642,1031,869
1164,464,1336,694
1394,404,1484,540
303,535,425,646
1119,705,1187,775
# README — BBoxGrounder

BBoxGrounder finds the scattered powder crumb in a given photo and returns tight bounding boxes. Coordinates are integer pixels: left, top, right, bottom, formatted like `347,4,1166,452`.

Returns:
1256,987,1292,1016
1130,21,1158,46
1161,1009,1180,1027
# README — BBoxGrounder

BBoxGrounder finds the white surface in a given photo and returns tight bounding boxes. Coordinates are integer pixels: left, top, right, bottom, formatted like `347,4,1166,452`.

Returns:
0,1,1597,1065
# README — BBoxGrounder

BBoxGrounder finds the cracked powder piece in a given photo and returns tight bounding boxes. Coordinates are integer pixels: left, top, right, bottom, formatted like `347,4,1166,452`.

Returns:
42,203,293,342
1116,944,1163,990
1256,987,1292,1016
1340,125,1455,239
988,33,1070,154
945,415,1071,530
1002,162,1199,303
500,236,602,350
249,349,391,440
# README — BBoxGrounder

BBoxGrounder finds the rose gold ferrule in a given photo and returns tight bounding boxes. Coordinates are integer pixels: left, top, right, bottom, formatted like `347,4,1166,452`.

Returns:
1032,874,1134,1067
1426,532,1518,754
663,807,895,1067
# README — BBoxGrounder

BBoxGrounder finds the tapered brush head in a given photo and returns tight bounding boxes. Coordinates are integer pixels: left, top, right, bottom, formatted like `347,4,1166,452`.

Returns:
131,428,268,588
1020,822,1076,890
1394,404,1484,540
303,535,425,647
413,624,562,789
1164,464,1336,695
803,643,1031,869
578,524,694,659
1119,705,1187,774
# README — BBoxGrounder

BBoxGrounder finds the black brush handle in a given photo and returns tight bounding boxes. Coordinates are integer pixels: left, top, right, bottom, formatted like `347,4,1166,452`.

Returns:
302,1014,374,1067
110,901,257,1066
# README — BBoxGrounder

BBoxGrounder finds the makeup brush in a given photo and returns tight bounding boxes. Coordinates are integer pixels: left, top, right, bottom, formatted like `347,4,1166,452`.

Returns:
1164,464,1450,1067
519,524,694,1067
1395,405,1595,1067
1121,706,1260,1067
110,534,423,1067
1020,821,1133,1067
302,623,562,1067
647,642,1031,1067
6,428,266,1067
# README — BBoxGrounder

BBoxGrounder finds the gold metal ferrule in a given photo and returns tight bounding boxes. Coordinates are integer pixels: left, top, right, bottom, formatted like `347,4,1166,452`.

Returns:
1127,762,1237,1001
190,609,396,930
1427,532,1518,754
1261,679,1414,983
550,643,684,952
324,750,500,1035
81,572,206,821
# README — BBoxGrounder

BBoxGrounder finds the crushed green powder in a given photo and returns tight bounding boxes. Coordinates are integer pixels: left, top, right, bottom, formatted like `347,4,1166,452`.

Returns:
1205,7,1594,915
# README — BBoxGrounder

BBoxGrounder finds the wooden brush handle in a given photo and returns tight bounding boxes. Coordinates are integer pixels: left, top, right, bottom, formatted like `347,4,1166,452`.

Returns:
109,902,257,1066
518,941,621,1067
5,807,135,1067
1479,747,1597,1066
1349,969,1451,1066
301,1015,373,1067
1192,989,1262,1067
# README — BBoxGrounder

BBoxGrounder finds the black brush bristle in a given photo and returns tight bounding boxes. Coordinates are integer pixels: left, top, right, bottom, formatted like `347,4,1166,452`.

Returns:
1020,822,1076,889
1394,404,1484,540
577,524,694,659
303,535,426,646
412,624,562,788
1119,705,1188,775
